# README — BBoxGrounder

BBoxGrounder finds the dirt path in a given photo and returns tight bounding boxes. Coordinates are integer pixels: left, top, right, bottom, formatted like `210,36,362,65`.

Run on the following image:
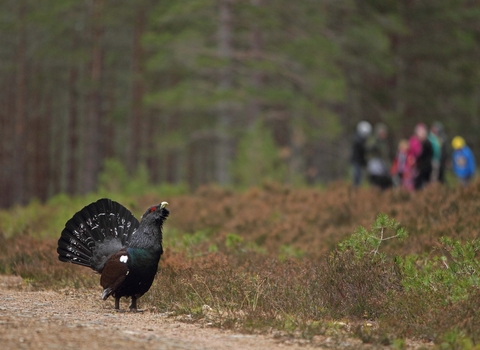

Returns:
0,275,433,349
0,275,356,350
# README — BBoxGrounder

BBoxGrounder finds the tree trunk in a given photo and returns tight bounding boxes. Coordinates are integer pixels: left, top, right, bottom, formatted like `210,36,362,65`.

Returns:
32,94,51,201
216,0,234,185
82,0,104,194
165,115,180,183
66,66,79,195
248,0,264,127
13,1,27,205
28,63,49,202
103,78,116,160
0,77,16,208
128,7,146,172
144,110,161,183
45,93,61,196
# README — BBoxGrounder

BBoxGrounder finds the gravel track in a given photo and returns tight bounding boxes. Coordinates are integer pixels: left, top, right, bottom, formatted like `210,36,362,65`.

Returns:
0,275,324,350
0,275,433,349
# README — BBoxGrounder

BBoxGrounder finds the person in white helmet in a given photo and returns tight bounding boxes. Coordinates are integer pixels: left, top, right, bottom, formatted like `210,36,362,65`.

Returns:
350,121,372,187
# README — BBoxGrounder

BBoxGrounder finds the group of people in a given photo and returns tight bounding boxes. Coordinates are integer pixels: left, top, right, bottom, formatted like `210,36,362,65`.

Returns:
351,121,476,191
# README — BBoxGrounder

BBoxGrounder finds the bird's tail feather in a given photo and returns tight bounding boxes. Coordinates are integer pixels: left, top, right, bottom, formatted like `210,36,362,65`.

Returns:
57,198,140,271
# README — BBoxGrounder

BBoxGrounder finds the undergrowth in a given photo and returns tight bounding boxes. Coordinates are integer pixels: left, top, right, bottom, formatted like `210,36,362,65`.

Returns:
2,180,480,347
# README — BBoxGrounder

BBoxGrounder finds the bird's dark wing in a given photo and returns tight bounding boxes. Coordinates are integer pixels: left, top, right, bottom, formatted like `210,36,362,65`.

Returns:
100,249,130,300
58,198,140,272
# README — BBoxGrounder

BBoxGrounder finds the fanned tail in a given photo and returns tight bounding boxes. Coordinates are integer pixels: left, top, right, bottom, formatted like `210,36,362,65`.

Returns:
57,198,140,272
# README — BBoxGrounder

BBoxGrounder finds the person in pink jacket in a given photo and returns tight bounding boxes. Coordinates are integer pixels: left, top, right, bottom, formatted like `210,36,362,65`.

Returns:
401,128,421,191
407,123,434,190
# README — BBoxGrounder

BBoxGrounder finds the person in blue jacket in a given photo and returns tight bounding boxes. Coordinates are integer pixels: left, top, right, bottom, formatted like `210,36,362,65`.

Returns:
451,136,476,186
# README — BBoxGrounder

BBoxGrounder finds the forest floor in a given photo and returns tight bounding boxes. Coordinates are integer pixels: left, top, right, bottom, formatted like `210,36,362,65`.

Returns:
0,275,432,350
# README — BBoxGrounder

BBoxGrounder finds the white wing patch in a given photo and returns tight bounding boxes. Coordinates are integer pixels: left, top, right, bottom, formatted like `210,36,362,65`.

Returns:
119,255,128,263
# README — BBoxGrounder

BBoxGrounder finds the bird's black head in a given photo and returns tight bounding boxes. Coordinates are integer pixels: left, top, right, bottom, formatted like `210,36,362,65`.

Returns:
142,202,170,220
141,201,169,224
129,202,169,251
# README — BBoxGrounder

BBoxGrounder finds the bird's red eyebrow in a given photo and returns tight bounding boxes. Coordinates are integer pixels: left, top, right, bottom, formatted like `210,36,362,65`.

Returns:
150,207,156,212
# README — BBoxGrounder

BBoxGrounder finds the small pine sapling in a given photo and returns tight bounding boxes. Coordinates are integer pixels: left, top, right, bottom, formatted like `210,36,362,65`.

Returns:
338,214,408,261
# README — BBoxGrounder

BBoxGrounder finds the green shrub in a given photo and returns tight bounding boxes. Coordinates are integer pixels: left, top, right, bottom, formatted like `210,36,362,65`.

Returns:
400,237,480,303
338,213,408,261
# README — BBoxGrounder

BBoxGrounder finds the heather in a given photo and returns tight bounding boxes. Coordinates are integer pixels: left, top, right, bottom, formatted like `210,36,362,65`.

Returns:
1,181,480,347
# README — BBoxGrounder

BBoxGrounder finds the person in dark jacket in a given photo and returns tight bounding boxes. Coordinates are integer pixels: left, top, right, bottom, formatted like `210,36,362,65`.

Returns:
367,123,393,190
431,122,448,183
412,123,434,190
350,121,372,187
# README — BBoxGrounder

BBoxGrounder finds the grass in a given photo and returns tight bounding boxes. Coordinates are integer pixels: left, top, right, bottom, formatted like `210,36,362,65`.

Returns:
2,180,480,347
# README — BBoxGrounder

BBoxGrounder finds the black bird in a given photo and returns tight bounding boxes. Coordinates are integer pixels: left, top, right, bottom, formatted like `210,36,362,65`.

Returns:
57,198,169,311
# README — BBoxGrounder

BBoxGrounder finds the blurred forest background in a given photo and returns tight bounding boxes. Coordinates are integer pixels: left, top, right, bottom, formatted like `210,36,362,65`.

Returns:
1,0,480,208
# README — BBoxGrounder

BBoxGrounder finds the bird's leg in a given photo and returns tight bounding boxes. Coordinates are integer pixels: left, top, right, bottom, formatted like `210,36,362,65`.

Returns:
129,296,137,311
114,297,127,313
129,296,142,312
115,297,120,310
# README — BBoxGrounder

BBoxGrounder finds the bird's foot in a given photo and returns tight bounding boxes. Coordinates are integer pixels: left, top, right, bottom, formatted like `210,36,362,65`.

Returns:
115,308,127,313
129,308,144,313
